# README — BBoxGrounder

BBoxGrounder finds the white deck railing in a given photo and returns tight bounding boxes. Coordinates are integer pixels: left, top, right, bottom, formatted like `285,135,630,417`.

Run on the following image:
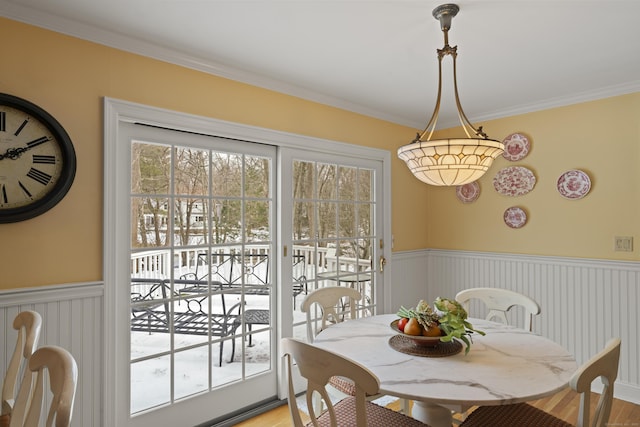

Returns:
131,245,371,279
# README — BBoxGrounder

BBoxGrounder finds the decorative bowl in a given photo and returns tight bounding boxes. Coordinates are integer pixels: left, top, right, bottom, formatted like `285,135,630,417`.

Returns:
390,319,443,347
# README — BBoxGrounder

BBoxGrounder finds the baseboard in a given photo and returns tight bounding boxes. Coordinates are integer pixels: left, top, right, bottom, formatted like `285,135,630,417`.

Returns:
201,398,286,427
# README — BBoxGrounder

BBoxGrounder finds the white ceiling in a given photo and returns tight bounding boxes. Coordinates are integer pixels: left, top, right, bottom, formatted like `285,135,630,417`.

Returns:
3,0,640,132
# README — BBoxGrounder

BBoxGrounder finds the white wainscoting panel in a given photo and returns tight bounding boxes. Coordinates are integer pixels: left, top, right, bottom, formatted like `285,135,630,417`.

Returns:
0,282,103,427
388,249,429,313
392,249,640,405
2,251,638,426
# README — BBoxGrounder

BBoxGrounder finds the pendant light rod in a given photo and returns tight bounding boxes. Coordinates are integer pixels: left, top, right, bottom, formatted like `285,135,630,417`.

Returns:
396,3,504,187
414,3,488,144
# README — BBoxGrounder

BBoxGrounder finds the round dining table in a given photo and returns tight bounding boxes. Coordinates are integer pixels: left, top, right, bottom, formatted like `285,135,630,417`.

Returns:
313,313,577,427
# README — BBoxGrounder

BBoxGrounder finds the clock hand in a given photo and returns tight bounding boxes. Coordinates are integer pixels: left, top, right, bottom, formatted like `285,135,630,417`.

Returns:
0,147,28,161
0,137,50,160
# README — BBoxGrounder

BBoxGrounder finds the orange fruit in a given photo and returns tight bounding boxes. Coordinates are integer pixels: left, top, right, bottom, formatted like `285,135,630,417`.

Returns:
422,325,442,337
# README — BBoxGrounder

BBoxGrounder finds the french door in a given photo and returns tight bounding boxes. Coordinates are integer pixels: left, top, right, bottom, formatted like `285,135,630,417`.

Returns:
280,149,385,344
104,98,391,427
117,123,277,426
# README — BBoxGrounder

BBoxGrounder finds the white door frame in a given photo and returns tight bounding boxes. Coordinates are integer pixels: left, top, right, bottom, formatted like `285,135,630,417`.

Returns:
103,97,393,426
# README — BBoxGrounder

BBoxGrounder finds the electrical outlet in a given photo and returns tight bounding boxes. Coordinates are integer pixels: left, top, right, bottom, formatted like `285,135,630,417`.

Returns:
614,236,633,252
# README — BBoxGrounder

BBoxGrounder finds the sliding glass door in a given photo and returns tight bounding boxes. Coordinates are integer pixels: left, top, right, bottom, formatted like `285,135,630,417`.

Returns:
280,149,384,344
121,123,277,426
105,99,390,427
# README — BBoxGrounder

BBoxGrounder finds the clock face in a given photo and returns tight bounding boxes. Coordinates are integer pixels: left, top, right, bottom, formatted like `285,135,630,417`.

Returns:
0,94,76,223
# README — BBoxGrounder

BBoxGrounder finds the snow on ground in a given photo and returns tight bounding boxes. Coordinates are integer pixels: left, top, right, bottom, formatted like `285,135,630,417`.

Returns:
130,292,309,413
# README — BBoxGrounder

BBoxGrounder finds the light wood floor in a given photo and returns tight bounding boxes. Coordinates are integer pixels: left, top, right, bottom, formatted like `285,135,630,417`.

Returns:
235,388,640,426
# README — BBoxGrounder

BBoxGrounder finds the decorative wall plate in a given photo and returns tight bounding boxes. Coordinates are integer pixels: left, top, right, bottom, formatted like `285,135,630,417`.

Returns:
502,133,530,161
504,206,527,228
493,166,536,196
456,181,480,203
557,170,591,200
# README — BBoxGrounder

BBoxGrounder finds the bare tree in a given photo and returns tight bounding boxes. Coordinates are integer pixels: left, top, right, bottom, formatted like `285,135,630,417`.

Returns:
174,147,209,247
132,143,170,247
293,160,315,241
211,152,242,244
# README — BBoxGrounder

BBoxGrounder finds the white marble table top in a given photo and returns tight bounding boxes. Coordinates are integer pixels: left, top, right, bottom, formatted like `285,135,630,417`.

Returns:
314,313,577,407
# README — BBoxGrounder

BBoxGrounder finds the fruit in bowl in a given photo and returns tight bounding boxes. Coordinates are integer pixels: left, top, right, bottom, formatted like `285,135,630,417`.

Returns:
392,300,443,347
394,298,485,354
390,319,443,347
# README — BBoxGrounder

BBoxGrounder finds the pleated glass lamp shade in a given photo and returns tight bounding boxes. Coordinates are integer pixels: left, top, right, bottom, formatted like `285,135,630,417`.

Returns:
397,137,504,186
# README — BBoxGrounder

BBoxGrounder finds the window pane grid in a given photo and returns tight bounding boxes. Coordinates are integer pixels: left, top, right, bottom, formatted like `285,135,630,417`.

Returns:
292,160,377,334
131,141,274,414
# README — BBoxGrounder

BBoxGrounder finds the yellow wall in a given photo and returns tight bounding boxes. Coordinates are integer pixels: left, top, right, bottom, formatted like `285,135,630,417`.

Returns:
1,18,638,289
427,93,640,260
0,18,426,288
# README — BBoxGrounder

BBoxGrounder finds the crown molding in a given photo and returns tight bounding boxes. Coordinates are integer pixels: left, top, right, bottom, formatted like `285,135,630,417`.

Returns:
455,80,640,130
3,1,639,131
0,1,416,127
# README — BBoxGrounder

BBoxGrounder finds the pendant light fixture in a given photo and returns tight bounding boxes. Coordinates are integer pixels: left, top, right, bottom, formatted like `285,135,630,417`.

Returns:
397,4,504,186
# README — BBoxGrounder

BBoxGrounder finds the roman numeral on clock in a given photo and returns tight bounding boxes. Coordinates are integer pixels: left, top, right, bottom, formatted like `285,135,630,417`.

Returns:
32,154,56,164
1,184,7,204
26,136,50,149
26,168,52,186
0,112,5,132
14,118,29,136
18,181,32,198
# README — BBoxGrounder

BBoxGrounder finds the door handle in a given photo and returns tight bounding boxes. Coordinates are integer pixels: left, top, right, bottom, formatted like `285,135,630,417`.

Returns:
379,256,387,272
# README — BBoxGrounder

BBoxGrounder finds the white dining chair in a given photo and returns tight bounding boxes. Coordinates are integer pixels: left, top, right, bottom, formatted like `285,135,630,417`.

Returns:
455,287,541,331
459,337,621,427
281,337,430,427
1,311,42,427
300,286,410,415
300,286,362,343
300,287,363,408
9,345,78,427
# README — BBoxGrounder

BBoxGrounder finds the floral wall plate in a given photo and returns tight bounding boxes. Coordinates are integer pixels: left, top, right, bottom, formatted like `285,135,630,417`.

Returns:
493,166,536,196
456,181,480,203
557,170,591,200
502,133,530,161
504,206,527,228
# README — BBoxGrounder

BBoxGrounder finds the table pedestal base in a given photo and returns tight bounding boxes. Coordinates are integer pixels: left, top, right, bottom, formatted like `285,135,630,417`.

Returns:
411,401,453,427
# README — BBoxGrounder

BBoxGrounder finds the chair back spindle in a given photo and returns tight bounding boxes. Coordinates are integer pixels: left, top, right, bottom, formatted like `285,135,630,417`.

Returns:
455,287,540,331
300,286,362,342
9,345,78,427
1,311,42,426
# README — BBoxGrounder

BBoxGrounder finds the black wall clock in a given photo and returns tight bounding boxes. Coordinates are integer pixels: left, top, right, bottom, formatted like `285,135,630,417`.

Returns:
0,93,76,223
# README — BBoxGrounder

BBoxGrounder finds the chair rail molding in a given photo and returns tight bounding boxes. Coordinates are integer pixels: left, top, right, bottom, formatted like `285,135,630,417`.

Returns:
392,249,640,405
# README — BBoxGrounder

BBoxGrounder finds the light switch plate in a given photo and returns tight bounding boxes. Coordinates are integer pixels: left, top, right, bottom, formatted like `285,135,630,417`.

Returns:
614,236,633,252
